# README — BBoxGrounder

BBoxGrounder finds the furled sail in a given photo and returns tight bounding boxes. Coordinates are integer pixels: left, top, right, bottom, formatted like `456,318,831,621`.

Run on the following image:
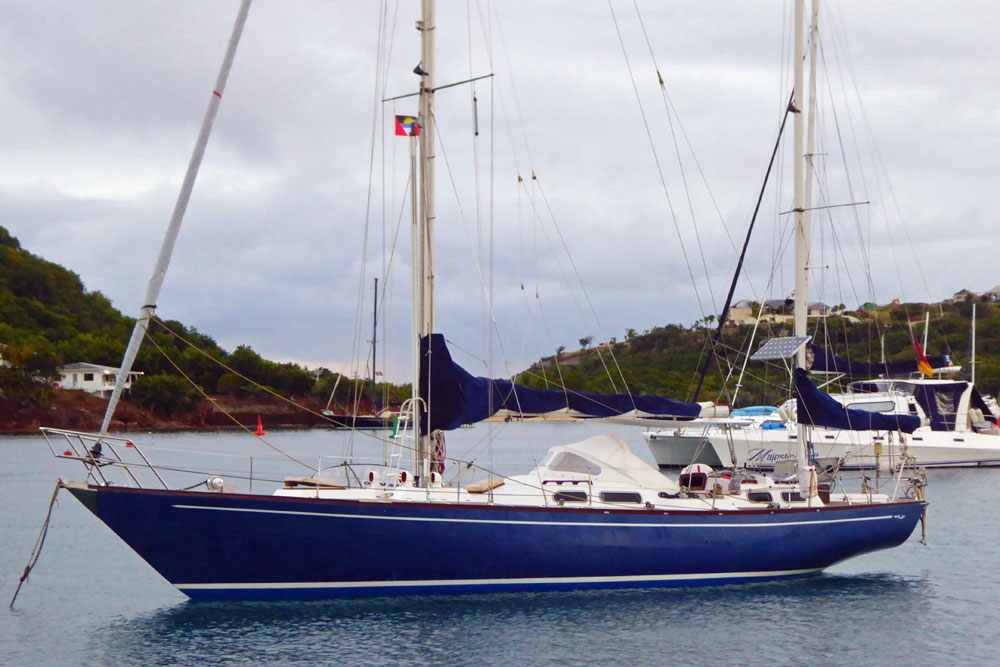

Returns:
419,334,703,432
793,368,920,433
808,344,949,377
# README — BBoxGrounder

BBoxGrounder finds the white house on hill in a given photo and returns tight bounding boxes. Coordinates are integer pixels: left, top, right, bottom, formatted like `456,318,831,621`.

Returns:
57,362,144,398
727,299,831,326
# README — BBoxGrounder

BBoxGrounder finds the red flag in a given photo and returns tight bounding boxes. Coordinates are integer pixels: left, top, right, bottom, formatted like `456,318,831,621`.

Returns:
395,115,419,137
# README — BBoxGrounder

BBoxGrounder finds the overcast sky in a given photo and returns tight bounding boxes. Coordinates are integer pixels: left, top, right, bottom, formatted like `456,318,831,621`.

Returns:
3,1,997,381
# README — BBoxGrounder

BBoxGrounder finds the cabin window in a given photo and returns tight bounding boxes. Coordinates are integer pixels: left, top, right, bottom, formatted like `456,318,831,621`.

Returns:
104,375,116,384
83,373,94,381
846,401,895,413
553,491,588,503
747,492,773,503
781,491,805,502
600,491,642,504
546,452,602,476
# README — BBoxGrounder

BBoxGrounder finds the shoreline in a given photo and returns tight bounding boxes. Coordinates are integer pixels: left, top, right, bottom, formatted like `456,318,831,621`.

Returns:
0,388,379,436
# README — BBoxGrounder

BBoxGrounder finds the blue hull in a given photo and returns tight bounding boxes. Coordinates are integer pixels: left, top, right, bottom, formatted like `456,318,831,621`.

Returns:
67,485,925,601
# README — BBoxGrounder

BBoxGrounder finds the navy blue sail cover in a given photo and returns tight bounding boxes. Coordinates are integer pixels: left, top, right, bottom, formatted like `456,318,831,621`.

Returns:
794,368,920,433
419,334,703,432
809,344,949,377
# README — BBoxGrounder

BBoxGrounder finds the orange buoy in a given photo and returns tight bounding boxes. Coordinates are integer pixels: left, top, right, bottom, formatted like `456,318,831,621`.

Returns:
255,416,266,436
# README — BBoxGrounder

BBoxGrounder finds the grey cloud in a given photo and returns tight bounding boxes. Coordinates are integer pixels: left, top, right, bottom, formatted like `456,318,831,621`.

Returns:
2,0,995,382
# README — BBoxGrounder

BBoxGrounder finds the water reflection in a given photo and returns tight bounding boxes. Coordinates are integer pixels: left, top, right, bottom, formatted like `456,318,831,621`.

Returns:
91,573,935,666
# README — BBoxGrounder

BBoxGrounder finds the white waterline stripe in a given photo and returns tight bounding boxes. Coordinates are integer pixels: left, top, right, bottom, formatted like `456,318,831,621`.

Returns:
176,568,821,590
172,504,901,528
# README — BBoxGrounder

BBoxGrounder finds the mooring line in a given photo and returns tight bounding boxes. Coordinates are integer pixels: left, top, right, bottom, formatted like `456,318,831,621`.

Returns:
10,480,63,609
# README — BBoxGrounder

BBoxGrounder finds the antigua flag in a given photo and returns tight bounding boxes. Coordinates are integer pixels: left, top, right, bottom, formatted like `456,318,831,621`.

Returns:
395,115,419,136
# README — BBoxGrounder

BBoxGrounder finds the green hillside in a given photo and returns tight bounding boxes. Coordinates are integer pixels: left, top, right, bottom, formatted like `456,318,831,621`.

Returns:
517,300,1000,406
0,226,396,414
2,224,997,419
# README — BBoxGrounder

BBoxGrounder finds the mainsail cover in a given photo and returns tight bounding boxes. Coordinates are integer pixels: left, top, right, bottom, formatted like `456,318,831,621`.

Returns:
793,368,920,433
809,344,949,377
420,334,702,432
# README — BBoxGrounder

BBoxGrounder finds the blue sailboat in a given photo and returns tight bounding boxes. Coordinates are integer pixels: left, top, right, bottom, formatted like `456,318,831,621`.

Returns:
43,0,926,601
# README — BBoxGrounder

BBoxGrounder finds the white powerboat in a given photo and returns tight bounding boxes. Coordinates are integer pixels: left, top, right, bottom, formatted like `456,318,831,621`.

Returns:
647,377,1000,470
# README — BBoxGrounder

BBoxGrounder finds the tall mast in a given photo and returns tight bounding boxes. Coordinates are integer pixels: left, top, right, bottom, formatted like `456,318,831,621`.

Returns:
100,0,253,434
793,0,809,370
413,0,435,485
793,0,819,496
802,0,819,296
419,0,436,335
409,124,421,475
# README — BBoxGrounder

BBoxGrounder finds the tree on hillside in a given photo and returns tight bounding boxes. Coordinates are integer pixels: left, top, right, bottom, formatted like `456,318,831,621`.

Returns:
228,345,266,382
130,374,198,416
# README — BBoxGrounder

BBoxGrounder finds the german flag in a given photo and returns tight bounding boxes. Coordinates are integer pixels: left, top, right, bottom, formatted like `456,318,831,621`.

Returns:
913,339,933,378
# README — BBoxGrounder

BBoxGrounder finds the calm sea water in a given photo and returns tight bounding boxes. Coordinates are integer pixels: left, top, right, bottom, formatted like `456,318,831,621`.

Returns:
2,423,997,666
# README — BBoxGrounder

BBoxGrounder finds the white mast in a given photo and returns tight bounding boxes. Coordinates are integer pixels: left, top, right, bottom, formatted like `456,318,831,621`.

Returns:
922,310,930,352
100,0,253,434
793,0,818,496
803,0,819,284
420,0,436,336
972,303,977,385
409,125,421,475
414,0,436,485
793,0,809,369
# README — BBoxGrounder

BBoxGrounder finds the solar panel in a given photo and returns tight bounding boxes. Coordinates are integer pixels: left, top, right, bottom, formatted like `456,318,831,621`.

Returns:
750,336,811,361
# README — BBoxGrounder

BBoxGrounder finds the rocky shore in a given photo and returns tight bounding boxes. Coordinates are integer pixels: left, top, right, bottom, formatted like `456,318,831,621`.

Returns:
0,389,338,435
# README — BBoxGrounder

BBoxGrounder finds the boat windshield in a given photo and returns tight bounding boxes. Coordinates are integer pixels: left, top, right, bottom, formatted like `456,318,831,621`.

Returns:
849,380,918,395
542,451,602,476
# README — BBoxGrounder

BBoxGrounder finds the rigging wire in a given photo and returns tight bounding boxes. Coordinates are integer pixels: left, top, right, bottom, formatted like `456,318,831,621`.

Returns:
826,2,952,356
143,317,549,489
474,3,628,410
628,0,719,317
690,92,796,403
145,321,312,469
606,0,709,323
